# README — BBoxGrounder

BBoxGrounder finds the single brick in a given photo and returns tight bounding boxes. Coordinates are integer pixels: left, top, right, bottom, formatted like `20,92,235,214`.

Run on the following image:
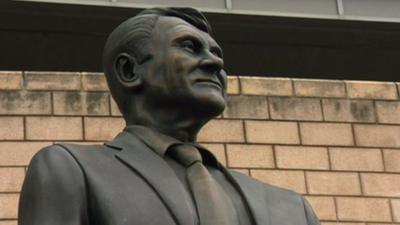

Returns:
275,146,329,170
383,149,400,172
294,79,346,98
251,170,306,193
0,194,19,219
227,76,240,94
376,101,400,124
354,124,400,148
0,71,22,90
300,122,354,146
53,92,110,115
200,143,226,166
330,147,384,171
269,97,322,121
322,99,375,123
0,91,51,115
337,197,391,222
0,168,25,192
81,72,108,91
392,199,400,222
84,117,125,141
110,96,122,116
346,80,398,100
0,117,23,140
361,173,400,197
397,82,400,97
0,142,51,166
226,144,274,168
223,95,269,119
366,223,397,225
305,196,336,220
0,221,17,225
24,71,81,90
306,172,361,195
26,116,83,140
240,77,292,96
198,119,244,143
322,223,365,225
245,121,299,144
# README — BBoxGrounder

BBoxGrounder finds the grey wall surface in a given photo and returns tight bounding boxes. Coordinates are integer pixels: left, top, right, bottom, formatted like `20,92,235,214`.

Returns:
2,1,400,81
19,0,400,23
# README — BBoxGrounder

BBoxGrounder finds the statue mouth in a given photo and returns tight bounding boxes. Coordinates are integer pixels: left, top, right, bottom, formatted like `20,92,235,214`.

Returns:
194,79,222,89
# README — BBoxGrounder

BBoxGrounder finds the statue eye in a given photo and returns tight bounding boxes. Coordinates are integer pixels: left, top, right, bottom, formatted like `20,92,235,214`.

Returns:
180,40,196,54
210,48,223,58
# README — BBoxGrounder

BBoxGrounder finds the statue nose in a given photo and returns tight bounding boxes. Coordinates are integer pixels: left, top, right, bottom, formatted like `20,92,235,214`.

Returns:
200,51,224,74
198,52,226,89
199,63,222,76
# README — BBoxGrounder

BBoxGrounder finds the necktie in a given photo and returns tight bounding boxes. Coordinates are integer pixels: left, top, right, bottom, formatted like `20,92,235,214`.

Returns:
169,144,238,225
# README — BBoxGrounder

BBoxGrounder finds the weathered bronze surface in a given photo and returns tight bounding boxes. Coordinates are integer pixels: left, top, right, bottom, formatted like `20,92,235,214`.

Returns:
19,7,320,225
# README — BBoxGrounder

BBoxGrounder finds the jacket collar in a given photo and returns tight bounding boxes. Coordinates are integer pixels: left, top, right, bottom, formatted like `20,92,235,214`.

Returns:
105,131,196,225
123,125,178,157
105,130,261,225
223,169,271,225
123,125,221,168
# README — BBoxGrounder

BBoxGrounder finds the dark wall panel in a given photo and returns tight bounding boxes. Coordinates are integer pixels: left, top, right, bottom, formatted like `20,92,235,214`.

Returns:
0,1,399,81
232,0,337,15
0,30,105,71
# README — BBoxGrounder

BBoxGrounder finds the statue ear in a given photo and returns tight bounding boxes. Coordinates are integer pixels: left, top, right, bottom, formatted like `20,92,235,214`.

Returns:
115,53,142,89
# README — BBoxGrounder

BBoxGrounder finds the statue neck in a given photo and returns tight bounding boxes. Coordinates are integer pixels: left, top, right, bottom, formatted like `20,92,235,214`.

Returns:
125,99,211,142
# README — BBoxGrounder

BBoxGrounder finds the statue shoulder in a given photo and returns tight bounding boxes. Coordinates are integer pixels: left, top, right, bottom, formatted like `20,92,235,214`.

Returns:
227,169,320,225
25,144,85,181
228,169,305,201
28,144,78,169
27,143,109,172
20,144,91,225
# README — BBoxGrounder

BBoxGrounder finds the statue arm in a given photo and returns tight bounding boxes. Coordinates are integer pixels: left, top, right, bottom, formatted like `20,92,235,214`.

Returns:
302,197,321,225
19,145,89,225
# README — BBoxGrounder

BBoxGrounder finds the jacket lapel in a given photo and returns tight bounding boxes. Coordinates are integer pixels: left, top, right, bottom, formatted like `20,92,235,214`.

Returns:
222,167,271,225
106,132,195,225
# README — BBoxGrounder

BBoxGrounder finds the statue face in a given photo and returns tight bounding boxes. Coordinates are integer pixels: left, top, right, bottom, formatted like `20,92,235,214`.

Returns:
140,16,227,115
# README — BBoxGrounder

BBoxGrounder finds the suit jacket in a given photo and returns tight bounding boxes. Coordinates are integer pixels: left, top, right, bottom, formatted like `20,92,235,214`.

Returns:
19,131,320,225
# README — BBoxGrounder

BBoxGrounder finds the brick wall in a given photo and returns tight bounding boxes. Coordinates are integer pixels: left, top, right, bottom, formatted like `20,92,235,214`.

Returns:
0,71,399,225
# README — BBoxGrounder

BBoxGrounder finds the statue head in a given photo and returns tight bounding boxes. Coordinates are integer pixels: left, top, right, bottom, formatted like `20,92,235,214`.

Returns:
103,7,227,127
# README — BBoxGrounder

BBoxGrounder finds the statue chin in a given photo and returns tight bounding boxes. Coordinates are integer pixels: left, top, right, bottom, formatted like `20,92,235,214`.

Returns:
190,87,226,117
193,97,226,119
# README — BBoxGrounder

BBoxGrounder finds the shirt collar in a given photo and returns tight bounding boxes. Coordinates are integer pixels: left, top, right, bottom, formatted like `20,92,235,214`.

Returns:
124,125,179,157
124,125,220,167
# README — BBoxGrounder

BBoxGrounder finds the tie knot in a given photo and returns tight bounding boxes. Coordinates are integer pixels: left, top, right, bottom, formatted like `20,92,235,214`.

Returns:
169,144,202,167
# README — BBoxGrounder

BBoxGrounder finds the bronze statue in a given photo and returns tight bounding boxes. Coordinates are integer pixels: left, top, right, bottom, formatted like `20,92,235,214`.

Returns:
19,7,320,225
